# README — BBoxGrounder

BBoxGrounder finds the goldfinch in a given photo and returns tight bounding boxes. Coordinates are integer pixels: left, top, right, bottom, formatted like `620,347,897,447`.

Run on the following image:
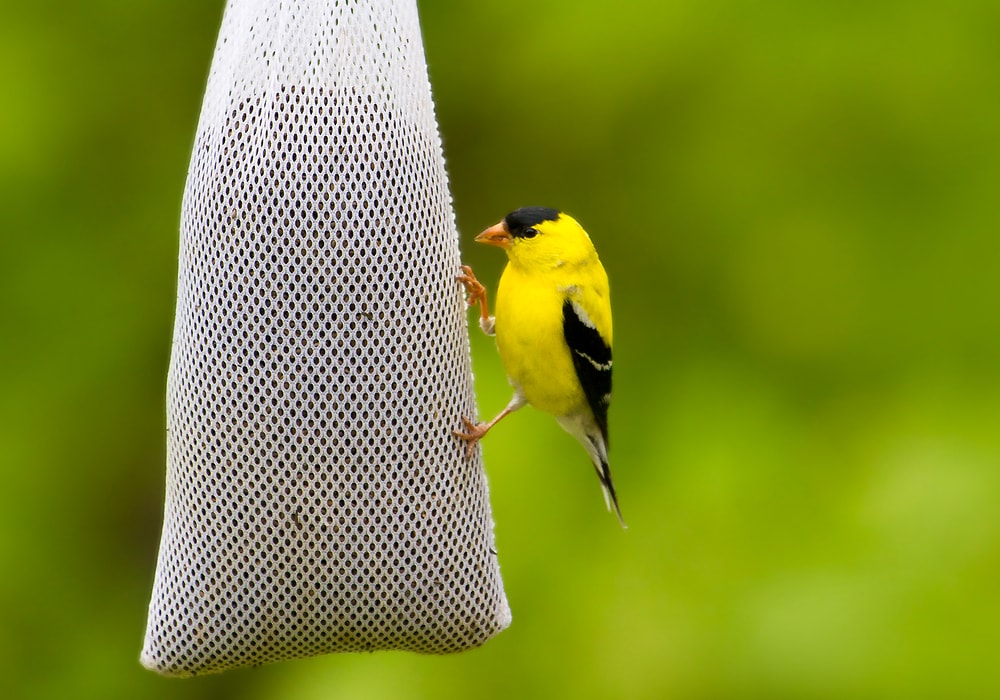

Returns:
456,207,624,527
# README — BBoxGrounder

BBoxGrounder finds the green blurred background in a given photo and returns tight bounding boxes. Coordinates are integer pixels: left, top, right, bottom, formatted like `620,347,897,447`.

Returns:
3,0,999,698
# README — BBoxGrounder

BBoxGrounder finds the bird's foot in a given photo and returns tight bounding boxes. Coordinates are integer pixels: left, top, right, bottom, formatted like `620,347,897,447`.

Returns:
452,416,489,460
458,265,495,333
457,265,487,309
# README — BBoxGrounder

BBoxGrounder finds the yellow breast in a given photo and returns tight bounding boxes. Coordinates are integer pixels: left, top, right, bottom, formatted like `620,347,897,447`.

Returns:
494,262,610,418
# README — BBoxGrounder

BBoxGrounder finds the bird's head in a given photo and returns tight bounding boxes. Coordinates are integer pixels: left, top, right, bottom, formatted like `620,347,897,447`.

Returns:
475,207,597,270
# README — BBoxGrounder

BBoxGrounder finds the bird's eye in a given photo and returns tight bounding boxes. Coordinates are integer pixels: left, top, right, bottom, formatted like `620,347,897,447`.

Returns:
522,227,539,239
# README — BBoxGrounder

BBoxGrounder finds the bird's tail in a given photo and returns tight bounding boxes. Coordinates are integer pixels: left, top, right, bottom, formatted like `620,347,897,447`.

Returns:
594,457,627,529
558,415,627,528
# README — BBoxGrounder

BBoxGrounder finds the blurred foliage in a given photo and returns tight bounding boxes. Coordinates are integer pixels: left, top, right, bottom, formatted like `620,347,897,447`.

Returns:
2,0,999,698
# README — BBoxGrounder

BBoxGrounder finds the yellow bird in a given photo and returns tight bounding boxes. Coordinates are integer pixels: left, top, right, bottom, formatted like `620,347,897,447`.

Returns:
456,207,624,527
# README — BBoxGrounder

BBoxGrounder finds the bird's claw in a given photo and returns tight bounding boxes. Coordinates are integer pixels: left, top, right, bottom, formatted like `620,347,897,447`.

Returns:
452,416,488,460
457,265,486,309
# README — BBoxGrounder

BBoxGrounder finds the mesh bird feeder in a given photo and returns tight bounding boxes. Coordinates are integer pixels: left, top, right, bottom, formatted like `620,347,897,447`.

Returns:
141,0,510,676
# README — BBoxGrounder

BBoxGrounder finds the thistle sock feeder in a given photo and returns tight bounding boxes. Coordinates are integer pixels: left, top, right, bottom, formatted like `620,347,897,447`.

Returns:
141,0,510,676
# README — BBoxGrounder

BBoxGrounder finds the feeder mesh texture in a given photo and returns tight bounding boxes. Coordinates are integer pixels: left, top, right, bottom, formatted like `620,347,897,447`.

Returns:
141,0,510,676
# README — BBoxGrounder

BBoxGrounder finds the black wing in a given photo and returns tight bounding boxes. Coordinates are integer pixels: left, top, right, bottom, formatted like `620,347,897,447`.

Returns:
562,299,612,444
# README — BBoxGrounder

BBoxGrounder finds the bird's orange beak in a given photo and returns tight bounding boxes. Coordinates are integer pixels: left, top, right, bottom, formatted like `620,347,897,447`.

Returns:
475,221,511,249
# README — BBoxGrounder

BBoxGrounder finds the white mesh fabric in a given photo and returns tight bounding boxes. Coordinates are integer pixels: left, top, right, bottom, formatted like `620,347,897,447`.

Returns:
141,0,510,677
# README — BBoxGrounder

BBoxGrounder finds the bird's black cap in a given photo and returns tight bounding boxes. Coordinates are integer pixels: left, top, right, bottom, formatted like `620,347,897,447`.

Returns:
504,206,561,237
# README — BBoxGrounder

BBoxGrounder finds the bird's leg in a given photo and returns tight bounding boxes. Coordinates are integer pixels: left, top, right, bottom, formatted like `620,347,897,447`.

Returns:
458,265,496,336
458,265,489,317
453,393,526,459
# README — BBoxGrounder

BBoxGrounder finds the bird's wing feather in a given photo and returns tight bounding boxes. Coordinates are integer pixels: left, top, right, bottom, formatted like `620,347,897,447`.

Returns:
562,299,612,446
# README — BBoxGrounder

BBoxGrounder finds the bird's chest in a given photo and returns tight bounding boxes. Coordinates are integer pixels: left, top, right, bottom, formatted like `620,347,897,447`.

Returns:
493,268,583,413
